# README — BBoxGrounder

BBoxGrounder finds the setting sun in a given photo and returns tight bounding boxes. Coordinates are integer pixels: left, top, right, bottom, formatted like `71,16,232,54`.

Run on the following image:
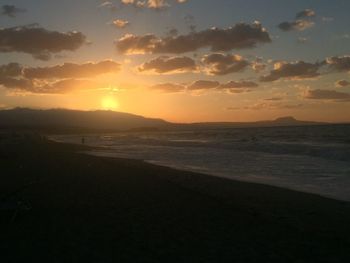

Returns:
101,96,119,110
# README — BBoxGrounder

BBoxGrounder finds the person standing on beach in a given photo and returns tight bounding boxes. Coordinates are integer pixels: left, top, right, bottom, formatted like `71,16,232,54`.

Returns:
81,137,85,144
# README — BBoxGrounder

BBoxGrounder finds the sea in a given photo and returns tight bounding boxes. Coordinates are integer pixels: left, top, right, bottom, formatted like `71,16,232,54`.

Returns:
51,124,350,202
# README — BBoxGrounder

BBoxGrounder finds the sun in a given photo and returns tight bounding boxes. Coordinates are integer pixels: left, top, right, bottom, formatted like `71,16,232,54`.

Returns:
101,96,119,110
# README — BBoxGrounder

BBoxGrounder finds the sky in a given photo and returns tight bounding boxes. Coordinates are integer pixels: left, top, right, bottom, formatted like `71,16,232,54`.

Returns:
0,0,350,122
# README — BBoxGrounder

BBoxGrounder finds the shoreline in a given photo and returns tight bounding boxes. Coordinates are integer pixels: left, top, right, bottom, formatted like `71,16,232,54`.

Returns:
57,136,350,203
1,135,350,262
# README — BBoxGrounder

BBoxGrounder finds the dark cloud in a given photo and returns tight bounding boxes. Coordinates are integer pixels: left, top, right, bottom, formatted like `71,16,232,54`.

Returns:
149,83,186,93
264,97,283,101
23,61,121,79
219,80,258,93
0,25,87,60
0,63,23,77
260,61,321,82
1,5,26,17
187,80,220,90
0,60,120,94
201,53,249,75
116,22,271,55
304,89,350,102
326,56,350,72
296,9,316,19
336,80,350,88
138,56,197,74
278,20,314,31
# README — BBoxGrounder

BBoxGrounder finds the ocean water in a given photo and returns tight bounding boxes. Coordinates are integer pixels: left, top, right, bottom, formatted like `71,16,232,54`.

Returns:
51,124,350,201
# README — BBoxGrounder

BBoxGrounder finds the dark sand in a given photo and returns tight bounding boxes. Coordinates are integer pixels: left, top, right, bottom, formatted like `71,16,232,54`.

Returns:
1,133,350,262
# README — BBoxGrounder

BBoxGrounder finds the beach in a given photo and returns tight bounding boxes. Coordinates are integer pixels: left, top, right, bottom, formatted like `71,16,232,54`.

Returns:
1,133,350,262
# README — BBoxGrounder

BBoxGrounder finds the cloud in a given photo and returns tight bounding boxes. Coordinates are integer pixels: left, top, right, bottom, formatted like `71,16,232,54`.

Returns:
116,22,271,55
303,89,350,102
219,80,258,93
0,63,23,77
251,59,267,73
326,56,350,72
278,20,314,31
201,53,249,75
336,80,350,88
138,56,197,74
112,19,130,28
150,79,258,94
119,0,187,9
228,102,303,110
264,97,283,101
278,9,316,32
297,37,308,44
296,9,316,19
0,25,87,60
187,80,220,90
1,5,26,17
149,83,186,93
0,60,121,94
120,0,169,9
23,60,121,79
260,61,321,82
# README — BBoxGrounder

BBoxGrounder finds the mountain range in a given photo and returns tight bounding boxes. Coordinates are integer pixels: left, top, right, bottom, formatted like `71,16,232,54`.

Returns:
0,108,327,133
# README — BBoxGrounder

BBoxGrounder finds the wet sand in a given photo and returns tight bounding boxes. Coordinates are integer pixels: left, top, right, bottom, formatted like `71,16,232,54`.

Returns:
1,133,350,262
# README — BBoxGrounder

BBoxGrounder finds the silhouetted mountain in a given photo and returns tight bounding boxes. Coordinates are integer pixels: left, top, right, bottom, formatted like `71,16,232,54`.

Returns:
0,108,327,133
182,116,325,130
0,108,170,132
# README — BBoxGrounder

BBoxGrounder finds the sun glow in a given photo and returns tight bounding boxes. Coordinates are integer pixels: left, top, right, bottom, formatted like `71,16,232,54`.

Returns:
101,96,119,110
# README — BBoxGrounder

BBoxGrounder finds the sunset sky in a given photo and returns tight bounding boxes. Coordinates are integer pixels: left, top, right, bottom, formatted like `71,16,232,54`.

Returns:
0,0,350,122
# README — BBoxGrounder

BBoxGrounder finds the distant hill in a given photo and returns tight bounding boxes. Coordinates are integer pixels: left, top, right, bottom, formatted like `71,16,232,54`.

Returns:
0,108,170,132
180,116,326,130
0,108,327,133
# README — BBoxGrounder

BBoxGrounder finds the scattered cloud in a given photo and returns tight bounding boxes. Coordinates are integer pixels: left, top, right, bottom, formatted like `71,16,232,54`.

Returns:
116,22,271,55
251,58,267,73
264,97,283,101
201,53,249,75
296,9,316,19
138,56,197,74
23,61,121,79
150,79,257,94
0,61,120,94
297,37,308,44
119,0,188,9
260,61,322,82
0,25,87,60
303,89,350,102
278,20,315,32
326,56,350,72
1,5,26,17
336,80,350,88
112,19,130,28
228,102,303,110
219,80,258,93
187,80,220,90
119,0,174,10
278,9,316,32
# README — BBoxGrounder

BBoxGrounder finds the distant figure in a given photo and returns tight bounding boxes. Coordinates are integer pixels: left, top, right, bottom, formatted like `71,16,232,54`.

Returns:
81,137,85,144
